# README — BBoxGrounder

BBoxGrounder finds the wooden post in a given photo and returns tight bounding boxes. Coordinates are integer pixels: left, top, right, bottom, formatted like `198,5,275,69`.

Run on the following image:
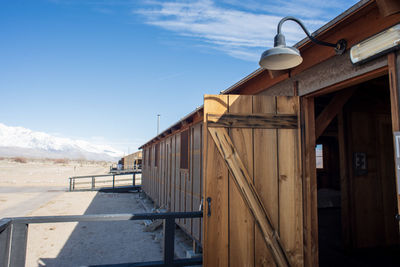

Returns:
163,218,175,265
301,96,319,267
0,221,11,267
8,223,28,267
91,177,95,190
113,175,115,189
388,52,400,216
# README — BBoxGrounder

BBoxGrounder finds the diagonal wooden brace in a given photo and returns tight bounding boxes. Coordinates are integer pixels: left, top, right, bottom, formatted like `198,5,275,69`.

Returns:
208,127,290,267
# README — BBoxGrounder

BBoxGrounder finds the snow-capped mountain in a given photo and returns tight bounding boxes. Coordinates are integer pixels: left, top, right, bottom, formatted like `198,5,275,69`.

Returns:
0,123,123,161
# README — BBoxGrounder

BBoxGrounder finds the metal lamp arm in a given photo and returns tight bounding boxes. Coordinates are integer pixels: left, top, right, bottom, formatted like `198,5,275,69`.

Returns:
277,16,337,48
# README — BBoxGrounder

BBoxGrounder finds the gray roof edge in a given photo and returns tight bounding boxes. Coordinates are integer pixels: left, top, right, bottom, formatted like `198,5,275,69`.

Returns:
139,105,203,149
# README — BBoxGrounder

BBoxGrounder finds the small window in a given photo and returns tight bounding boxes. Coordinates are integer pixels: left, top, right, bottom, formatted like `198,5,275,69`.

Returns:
316,144,323,169
180,130,189,169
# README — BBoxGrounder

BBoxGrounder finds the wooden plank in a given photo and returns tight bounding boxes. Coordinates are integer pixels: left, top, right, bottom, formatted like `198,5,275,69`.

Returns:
376,115,399,245
161,142,165,208
171,136,176,212
253,95,279,266
350,111,384,247
203,95,229,267
192,124,202,242
208,126,290,267
277,97,303,267
301,97,318,267
199,123,203,245
338,111,351,248
228,95,255,267
207,113,298,129
175,134,181,223
388,52,400,212
315,88,355,139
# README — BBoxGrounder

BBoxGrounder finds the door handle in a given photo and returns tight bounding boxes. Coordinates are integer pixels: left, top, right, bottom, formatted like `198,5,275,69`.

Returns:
207,197,212,217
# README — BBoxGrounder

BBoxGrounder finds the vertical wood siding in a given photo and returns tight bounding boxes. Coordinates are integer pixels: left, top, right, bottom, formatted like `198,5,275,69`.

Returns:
141,122,203,244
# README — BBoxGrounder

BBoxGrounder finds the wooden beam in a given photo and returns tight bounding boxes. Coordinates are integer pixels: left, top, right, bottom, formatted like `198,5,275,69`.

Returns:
268,69,289,79
388,52,400,213
207,113,298,129
315,88,356,139
301,97,319,267
207,126,290,267
388,53,400,132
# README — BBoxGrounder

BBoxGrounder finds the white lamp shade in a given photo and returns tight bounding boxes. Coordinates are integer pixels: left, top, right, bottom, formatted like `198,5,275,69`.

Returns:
259,46,303,70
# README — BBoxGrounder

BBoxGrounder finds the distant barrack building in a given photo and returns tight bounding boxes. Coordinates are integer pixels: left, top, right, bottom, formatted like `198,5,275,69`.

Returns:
121,151,142,171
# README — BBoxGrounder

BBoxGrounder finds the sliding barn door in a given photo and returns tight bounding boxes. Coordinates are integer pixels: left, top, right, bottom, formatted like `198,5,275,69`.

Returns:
203,95,303,267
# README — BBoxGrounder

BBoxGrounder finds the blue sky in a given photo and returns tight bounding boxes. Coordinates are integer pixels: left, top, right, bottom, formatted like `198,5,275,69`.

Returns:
0,0,358,154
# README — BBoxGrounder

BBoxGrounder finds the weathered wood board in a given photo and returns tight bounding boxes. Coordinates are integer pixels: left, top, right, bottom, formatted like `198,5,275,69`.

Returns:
203,94,303,267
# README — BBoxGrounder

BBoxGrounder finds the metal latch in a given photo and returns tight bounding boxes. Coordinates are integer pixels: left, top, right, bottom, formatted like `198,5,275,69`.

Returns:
207,197,212,217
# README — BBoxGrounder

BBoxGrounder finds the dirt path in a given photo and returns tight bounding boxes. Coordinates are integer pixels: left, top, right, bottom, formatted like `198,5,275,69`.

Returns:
26,191,163,267
0,158,194,267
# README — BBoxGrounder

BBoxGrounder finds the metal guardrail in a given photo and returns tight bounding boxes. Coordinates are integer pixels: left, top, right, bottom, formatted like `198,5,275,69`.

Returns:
69,172,142,191
0,211,203,267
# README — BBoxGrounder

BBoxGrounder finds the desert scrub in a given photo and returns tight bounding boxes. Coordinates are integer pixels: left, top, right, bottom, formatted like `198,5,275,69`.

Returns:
12,157,27,163
53,158,69,164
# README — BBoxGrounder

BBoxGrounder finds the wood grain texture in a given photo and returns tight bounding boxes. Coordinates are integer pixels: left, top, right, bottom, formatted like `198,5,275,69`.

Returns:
376,115,399,245
277,97,304,267
228,95,255,267
315,88,355,139
388,52,400,213
171,136,176,212
207,113,298,129
301,97,319,267
253,95,279,267
192,124,202,242
204,94,304,267
208,126,289,267
203,95,229,267
175,134,181,224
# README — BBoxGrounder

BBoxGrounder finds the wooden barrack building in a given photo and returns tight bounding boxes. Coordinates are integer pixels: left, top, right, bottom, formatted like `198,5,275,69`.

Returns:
140,1,400,266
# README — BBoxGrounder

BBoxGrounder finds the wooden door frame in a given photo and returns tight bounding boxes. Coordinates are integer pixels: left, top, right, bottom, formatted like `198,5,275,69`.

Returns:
388,52,400,217
301,52,400,266
301,96,318,267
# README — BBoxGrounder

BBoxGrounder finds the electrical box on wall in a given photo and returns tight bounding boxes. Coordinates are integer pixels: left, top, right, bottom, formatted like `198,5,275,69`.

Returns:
354,152,367,176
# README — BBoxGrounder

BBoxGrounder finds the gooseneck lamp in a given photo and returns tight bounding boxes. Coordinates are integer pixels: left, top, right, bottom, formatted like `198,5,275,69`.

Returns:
259,16,347,70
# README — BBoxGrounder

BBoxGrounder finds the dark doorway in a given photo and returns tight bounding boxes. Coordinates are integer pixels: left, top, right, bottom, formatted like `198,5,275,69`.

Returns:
315,75,400,266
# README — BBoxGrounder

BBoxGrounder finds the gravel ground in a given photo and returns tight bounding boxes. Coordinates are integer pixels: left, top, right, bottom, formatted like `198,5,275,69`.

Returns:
0,158,197,267
26,191,163,267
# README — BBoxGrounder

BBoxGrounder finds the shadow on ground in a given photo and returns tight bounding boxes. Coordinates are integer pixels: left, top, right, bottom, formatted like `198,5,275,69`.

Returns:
37,191,163,267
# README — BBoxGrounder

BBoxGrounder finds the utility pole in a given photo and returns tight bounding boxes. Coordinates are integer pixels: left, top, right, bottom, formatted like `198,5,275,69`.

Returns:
157,114,161,135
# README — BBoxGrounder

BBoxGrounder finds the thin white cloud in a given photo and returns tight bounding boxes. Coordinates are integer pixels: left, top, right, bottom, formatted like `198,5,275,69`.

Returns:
136,0,356,61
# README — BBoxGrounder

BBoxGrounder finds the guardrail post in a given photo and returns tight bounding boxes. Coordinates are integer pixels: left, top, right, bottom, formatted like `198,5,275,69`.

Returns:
91,177,95,190
73,178,75,191
69,178,72,191
0,220,11,267
133,173,136,187
9,223,28,267
112,175,115,189
163,217,175,265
